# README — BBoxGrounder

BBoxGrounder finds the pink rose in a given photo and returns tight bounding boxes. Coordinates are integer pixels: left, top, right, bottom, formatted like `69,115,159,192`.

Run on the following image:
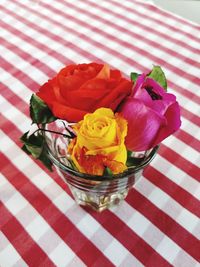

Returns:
120,74,181,151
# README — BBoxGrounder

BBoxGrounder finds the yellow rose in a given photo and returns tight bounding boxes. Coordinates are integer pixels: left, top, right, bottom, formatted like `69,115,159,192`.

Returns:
68,108,127,175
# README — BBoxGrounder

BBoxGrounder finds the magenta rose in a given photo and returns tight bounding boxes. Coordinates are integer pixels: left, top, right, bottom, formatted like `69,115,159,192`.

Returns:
120,74,181,151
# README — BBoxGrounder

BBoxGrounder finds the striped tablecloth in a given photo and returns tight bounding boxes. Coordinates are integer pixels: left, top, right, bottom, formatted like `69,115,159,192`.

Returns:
0,0,200,266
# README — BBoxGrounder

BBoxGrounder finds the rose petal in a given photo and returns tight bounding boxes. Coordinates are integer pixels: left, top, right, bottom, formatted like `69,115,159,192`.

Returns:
58,75,87,96
110,69,121,80
133,85,153,107
59,63,102,79
150,101,181,147
96,64,110,79
52,102,87,122
144,77,166,97
120,98,165,151
133,76,178,116
36,81,56,108
144,78,176,110
149,93,176,116
78,78,108,94
67,79,109,111
132,73,146,96
58,63,104,96
99,79,132,111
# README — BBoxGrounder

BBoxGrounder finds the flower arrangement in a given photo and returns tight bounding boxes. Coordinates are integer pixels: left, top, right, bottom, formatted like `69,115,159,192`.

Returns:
21,63,181,176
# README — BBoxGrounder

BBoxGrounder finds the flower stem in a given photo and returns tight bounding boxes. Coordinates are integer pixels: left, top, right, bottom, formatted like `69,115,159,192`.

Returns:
34,127,74,139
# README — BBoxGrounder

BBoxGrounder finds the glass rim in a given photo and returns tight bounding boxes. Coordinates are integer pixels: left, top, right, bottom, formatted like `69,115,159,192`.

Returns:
44,133,159,181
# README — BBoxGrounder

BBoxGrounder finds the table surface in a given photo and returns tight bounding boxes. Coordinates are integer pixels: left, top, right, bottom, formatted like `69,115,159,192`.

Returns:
0,0,200,266
153,0,200,24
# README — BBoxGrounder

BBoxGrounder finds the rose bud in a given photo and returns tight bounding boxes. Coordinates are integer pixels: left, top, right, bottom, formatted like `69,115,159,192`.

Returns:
120,74,181,151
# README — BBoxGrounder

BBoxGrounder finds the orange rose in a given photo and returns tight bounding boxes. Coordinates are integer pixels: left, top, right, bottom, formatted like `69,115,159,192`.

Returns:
68,108,127,176
37,63,132,122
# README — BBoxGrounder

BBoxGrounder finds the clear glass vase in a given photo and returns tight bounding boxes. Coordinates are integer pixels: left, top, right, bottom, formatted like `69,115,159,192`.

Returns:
44,120,158,212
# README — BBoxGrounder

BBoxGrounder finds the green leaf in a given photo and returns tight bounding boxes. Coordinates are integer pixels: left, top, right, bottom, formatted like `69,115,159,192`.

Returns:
103,167,113,176
126,157,145,167
20,130,53,171
20,131,30,143
148,65,167,90
30,94,56,124
127,150,132,158
38,145,53,171
20,131,43,158
21,144,31,155
126,151,145,167
130,72,140,83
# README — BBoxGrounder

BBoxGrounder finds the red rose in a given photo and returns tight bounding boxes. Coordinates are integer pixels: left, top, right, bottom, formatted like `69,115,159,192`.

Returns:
37,63,132,122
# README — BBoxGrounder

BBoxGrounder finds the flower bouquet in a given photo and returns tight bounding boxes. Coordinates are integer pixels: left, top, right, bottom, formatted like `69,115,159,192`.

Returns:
21,63,181,211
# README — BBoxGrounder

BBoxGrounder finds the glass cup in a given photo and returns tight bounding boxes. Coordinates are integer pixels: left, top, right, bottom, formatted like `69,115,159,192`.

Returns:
44,120,158,212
